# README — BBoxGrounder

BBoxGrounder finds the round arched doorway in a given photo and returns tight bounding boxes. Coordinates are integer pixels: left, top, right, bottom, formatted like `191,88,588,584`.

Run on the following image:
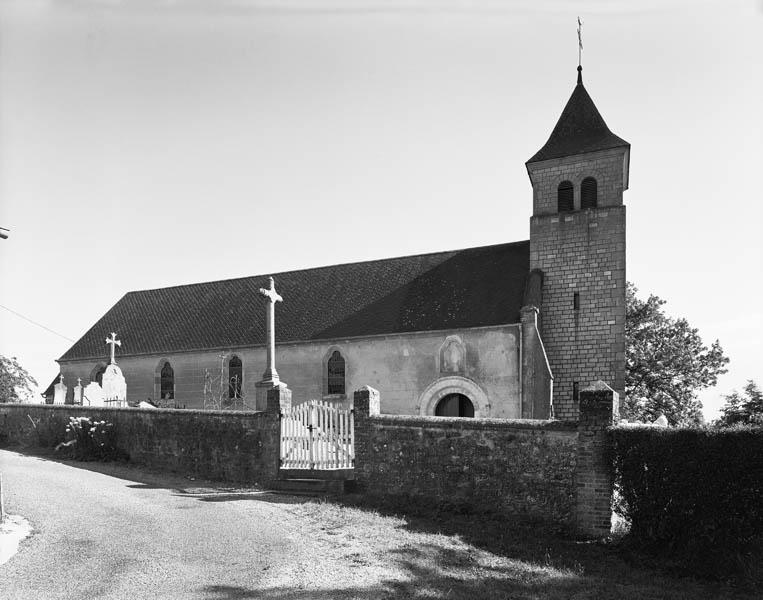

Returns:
434,393,475,418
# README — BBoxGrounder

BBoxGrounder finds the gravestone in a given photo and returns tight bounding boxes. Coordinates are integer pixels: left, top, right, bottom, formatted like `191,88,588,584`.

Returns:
53,375,67,405
72,377,83,405
101,332,127,407
83,382,104,407
102,364,127,407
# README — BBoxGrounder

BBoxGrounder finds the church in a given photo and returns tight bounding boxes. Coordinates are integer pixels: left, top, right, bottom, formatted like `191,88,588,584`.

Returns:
53,65,629,421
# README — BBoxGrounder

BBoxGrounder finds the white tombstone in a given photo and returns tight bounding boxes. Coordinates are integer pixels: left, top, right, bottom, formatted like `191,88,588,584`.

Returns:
72,377,83,405
83,381,105,407
53,375,67,405
102,364,127,407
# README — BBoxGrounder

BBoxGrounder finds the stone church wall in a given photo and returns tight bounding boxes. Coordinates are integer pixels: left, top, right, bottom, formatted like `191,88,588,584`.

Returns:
58,324,522,418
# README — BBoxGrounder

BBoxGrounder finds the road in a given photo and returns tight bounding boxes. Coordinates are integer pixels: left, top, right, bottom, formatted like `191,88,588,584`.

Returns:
0,450,358,600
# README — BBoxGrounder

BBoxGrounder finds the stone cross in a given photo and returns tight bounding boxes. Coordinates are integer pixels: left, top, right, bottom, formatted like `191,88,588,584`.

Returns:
258,277,283,383
105,332,121,365
77,377,82,386
59,373,64,385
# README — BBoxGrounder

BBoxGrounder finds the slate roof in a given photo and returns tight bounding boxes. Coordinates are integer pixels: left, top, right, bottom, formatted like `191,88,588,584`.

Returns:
41,375,58,399
59,240,531,362
527,67,629,164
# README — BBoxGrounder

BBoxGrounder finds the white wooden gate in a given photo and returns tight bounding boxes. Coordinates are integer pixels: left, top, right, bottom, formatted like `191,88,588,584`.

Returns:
280,399,354,470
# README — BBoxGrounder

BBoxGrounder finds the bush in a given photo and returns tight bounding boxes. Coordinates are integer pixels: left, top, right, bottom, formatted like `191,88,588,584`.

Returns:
610,425,763,578
56,416,125,461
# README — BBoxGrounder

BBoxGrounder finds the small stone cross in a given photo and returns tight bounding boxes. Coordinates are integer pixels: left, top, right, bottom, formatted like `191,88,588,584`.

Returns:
58,373,64,385
105,332,122,365
258,277,283,383
77,377,82,386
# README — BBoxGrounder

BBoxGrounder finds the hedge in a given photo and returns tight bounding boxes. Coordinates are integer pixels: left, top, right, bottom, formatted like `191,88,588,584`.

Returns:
610,425,763,578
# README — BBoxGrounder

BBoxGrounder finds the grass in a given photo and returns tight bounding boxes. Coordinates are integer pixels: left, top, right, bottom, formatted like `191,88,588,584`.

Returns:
282,494,761,600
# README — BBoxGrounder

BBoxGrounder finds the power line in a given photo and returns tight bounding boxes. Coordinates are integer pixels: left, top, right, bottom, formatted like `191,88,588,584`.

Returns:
0,303,75,342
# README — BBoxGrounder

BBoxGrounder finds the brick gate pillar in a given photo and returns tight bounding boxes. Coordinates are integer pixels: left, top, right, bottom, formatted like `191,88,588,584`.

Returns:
575,380,619,537
352,386,379,489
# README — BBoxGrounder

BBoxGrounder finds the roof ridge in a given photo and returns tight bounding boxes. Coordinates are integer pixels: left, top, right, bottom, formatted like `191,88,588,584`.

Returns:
128,239,530,295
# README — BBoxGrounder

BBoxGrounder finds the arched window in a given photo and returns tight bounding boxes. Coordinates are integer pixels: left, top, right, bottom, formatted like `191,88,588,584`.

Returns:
228,356,243,399
327,351,345,395
160,362,175,400
92,364,106,386
581,177,597,209
435,393,475,418
557,180,574,212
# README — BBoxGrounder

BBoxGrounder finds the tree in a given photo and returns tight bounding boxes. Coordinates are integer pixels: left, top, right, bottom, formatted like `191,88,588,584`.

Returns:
0,355,38,403
625,283,729,425
717,381,763,427
202,353,252,411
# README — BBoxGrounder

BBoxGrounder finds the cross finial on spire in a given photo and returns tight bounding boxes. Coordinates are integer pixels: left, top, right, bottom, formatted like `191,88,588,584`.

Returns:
105,332,122,365
577,16,583,68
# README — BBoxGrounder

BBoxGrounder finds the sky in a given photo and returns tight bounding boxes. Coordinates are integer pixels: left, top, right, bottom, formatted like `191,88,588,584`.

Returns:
0,0,761,420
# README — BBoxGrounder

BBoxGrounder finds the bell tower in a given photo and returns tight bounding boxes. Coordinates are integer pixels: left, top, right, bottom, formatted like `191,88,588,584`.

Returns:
526,66,630,419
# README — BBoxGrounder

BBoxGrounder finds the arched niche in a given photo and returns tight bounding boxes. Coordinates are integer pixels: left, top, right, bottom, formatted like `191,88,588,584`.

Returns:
438,335,466,375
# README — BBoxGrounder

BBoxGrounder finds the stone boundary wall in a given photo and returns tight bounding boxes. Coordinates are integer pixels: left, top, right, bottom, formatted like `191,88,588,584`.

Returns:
0,402,281,484
0,382,616,537
354,382,618,536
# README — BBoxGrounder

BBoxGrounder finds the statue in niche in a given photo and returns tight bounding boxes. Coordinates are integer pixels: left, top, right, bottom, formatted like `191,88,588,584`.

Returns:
440,338,465,373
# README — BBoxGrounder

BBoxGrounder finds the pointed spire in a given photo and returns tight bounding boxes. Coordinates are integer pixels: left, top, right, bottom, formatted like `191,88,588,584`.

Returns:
526,66,629,164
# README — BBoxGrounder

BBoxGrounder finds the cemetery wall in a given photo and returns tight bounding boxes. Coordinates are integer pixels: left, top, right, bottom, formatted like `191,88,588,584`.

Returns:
353,384,617,536
58,323,522,417
358,413,578,523
0,404,280,483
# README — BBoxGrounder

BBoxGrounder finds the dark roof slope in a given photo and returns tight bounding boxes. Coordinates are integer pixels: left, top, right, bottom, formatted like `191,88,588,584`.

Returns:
59,241,530,361
41,375,58,398
527,67,629,164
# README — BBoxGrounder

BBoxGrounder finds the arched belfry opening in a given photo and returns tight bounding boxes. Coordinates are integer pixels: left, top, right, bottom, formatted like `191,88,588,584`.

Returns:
557,181,574,212
581,177,597,208
435,393,475,418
